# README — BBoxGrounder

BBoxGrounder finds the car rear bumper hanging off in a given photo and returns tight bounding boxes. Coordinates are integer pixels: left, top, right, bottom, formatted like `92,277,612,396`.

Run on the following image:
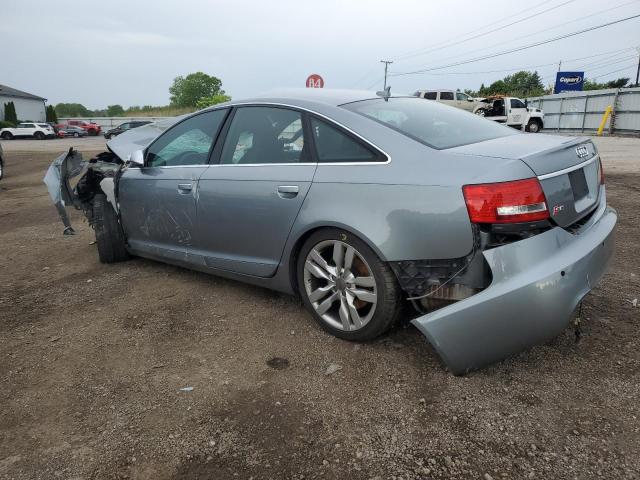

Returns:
412,202,617,375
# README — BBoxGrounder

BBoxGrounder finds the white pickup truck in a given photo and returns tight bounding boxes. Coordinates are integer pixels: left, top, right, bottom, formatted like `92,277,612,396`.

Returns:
473,96,544,133
415,90,544,133
0,122,56,140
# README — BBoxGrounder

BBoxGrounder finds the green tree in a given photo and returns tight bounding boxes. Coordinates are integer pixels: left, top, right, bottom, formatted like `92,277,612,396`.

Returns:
583,77,630,90
195,94,232,110
106,104,125,116
45,105,58,123
169,72,225,108
4,102,18,125
475,71,544,98
55,103,91,117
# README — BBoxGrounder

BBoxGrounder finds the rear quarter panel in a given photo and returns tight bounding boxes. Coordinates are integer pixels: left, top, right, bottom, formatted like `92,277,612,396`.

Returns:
284,101,539,262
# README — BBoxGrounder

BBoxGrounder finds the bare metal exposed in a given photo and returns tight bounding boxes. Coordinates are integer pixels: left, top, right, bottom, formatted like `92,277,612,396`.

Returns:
45,89,616,374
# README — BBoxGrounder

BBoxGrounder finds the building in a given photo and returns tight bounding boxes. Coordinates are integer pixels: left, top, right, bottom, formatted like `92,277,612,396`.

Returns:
0,84,47,122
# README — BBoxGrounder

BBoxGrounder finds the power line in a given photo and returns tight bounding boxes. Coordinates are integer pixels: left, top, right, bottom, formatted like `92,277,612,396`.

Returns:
390,14,640,77
394,0,557,60
389,48,636,77
396,0,577,62
592,63,639,79
397,1,640,73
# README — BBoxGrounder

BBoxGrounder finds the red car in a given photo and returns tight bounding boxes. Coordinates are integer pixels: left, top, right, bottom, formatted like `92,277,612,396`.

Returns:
56,120,101,136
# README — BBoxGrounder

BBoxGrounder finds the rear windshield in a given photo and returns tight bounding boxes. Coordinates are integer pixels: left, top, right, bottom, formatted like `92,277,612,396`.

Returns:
343,97,517,149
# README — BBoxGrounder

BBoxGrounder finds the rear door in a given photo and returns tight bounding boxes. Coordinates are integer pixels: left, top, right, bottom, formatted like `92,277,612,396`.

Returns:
118,109,229,262
195,106,316,277
507,98,528,126
438,91,456,108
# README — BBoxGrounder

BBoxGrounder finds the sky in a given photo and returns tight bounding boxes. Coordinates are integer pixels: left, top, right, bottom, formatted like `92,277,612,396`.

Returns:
2,0,639,109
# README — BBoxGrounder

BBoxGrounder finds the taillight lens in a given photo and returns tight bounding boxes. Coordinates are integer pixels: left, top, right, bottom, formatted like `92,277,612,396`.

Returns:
463,178,549,224
598,158,605,184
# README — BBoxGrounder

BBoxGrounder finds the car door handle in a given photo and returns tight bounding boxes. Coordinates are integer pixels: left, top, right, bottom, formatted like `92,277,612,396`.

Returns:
277,185,299,198
178,183,193,193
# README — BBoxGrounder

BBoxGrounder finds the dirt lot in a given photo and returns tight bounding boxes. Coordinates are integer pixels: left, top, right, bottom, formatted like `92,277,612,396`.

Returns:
0,137,638,480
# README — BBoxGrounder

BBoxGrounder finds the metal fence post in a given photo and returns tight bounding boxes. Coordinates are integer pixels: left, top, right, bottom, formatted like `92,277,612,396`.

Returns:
609,89,620,135
557,97,564,132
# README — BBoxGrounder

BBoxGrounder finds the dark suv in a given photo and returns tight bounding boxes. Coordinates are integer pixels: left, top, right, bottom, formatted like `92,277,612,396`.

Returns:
103,121,152,139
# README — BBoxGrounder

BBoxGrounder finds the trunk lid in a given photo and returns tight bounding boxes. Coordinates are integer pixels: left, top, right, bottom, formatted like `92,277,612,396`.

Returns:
449,133,601,227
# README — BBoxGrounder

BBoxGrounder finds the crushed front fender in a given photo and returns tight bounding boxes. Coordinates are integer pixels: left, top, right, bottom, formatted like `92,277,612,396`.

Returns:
412,204,617,375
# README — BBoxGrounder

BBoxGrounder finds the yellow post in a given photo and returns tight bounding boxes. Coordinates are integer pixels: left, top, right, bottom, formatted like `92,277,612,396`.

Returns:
597,105,612,136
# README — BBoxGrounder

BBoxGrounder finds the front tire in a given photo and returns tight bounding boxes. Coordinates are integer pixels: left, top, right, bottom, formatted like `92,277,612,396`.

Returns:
526,120,542,133
475,108,487,117
34,131,45,140
73,132,79,138
0,159,4,180
1,132,12,140
297,228,401,341
93,193,130,263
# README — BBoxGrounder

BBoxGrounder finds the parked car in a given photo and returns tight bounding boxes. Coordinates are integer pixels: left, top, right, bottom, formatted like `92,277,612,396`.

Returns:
48,89,616,375
103,121,152,139
57,120,101,136
57,125,88,138
474,96,545,132
415,89,477,112
0,143,4,180
0,122,56,140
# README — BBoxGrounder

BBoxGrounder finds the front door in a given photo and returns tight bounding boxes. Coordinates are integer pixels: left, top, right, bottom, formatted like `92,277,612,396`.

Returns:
118,108,229,263
507,98,528,126
195,106,316,277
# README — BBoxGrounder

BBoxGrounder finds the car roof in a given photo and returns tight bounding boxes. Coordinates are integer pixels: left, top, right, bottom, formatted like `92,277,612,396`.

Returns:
227,88,404,107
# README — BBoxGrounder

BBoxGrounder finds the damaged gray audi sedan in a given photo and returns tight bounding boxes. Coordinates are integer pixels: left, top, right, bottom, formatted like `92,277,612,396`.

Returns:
50,89,616,374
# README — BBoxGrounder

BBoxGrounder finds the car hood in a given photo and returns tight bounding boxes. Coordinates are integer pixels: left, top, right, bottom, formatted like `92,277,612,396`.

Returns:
447,133,589,175
106,116,184,160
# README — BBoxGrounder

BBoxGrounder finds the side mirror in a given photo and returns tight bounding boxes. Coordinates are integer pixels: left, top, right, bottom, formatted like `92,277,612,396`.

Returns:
524,99,529,107
129,149,145,167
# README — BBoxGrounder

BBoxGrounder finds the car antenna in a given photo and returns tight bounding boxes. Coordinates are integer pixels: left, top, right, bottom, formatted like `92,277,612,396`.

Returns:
376,86,391,101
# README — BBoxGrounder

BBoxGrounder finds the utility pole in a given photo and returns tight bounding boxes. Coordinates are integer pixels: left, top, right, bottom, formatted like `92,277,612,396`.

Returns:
380,60,393,90
558,60,562,72
635,47,640,87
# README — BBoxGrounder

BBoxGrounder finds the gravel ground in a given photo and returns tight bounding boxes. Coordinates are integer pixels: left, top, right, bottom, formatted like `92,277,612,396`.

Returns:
0,137,638,480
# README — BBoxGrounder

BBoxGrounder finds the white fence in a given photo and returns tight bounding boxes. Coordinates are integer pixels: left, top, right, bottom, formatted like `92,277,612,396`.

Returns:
527,87,640,135
59,116,172,130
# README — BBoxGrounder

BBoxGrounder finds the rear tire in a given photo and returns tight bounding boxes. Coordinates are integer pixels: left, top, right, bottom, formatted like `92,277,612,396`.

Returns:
73,132,79,138
93,193,130,264
297,228,401,341
0,159,4,180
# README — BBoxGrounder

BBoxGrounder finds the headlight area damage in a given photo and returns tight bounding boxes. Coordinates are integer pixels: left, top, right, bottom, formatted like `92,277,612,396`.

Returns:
44,148,123,233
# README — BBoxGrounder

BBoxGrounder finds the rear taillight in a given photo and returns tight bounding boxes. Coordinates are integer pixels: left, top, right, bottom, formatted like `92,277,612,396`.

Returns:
598,158,605,184
462,178,549,224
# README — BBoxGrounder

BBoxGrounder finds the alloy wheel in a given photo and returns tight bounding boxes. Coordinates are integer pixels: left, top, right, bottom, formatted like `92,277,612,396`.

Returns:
303,240,377,332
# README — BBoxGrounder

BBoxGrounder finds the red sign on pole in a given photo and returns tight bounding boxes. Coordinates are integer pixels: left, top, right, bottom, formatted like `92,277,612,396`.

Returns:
306,74,324,88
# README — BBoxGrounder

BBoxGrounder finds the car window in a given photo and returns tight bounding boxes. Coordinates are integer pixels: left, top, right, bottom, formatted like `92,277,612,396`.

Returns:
439,92,454,101
310,118,380,163
219,107,308,165
37,123,49,128
456,92,469,101
120,123,130,130
146,109,228,167
424,92,437,100
344,97,517,150
510,99,526,109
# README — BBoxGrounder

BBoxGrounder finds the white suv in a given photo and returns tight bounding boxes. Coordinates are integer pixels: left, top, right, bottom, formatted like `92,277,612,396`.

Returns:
0,122,55,140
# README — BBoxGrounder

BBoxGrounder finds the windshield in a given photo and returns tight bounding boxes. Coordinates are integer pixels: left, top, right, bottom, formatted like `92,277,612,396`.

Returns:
343,97,518,149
